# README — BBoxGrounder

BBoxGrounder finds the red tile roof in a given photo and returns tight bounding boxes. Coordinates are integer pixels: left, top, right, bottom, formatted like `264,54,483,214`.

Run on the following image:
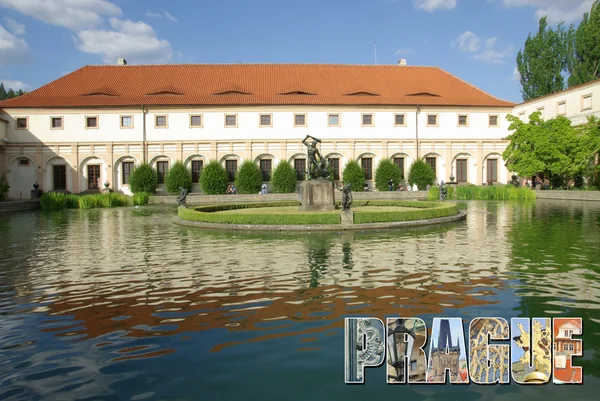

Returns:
0,64,515,108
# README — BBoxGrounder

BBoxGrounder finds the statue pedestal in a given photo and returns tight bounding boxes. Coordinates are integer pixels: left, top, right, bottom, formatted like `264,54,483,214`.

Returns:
101,188,112,194
299,180,335,211
31,189,43,198
340,210,354,225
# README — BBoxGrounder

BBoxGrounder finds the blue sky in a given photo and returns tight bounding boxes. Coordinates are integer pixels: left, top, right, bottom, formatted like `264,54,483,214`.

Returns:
0,0,595,103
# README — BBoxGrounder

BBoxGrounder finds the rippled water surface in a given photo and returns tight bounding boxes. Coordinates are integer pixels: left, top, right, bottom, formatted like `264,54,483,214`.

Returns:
1,200,600,400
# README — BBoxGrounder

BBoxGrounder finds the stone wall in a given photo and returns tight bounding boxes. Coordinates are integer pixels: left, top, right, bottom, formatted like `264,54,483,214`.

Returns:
534,190,600,202
149,190,428,205
0,200,40,213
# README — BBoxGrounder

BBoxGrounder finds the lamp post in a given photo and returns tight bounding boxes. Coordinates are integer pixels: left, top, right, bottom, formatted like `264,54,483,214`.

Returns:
388,319,416,382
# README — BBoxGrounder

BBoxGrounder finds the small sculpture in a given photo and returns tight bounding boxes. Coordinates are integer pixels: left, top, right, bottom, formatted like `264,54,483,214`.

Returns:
388,179,394,191
412,183,418,191
302,135,330,180
176,186,188,208
341,183,353,211
439,180,447,201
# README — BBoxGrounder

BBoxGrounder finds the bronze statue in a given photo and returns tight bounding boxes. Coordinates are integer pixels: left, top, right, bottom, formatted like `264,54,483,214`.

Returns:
176,187,188,208
439,181,447,201
341,183,353,211
302,135,330,180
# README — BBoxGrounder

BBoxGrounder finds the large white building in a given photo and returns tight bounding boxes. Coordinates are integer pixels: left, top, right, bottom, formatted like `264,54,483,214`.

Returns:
0,61,534,200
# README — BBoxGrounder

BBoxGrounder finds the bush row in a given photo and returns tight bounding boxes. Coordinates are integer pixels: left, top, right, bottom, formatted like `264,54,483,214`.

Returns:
40,192,150,210
179,206,340,225
353,203,458,224
427,184,536,201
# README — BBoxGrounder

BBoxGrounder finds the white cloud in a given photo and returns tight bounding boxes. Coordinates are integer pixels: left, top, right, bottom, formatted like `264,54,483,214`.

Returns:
455,31,480,52
513,67,521,81
0,0,122,30
75,18,173,64
413,0,457,11
0,79,31,91
454,31,513,64
3,17,25,35
0,24,30,65
164,12,177,23
498,0,595,23
146,9,177,22
394,47,413,56
176,51,183,58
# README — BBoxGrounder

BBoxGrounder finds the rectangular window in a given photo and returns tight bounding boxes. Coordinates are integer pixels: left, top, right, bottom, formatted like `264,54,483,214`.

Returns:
190,115,203,127
393,157,405,179
486,159,498,182
155,115,168,128
53,165,66,191
259,159,272,181
86,116,98,129
16,117,28,129
362,114,374,126
294,159,306,180
122,162,134,185
565,343,574,351
294,114,306,127
259,114,272,127
225,160,237,181
157,161,169,184
329,158,340,181
488,115,499,127
191,160,203,183
120,115,133,128
394,114,406,126
456,159,468,182
328,114,340,127
88,165,100,189
582,94,592,111
427,114,438,126
361,157,373,180
426,157,436,178
225,114,237,127
51,117,63,129
536,107,545,118
19,159,29,166
557,101,567,116
458,115,468,126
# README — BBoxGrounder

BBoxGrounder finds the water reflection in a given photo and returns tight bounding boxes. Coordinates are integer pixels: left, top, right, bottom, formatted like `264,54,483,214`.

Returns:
0,201,599,400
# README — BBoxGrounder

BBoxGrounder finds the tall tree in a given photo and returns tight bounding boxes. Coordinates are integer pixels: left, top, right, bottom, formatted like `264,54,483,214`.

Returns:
6,89,16,99
516,17,572,101
16,89,24,96
568,0,600,87
0,83,6,100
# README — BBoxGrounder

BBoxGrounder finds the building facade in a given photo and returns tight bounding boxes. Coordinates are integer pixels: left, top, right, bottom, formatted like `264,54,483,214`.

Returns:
0,62,517,200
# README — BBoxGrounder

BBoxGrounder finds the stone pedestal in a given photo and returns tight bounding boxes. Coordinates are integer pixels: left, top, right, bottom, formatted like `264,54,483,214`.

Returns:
299,180,335,211
101,188,113,194
340,210,354,225
31,189,42,198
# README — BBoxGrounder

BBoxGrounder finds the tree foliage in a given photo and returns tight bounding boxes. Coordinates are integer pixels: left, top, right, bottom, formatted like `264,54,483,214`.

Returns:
271,161,297,193
407,160,435,189
129,163,158,194
200,160,229,195
164,161,192,194
374,159,402,191
342,161,366,192
568,0,600,86
235,160,263,194
0,82,27,100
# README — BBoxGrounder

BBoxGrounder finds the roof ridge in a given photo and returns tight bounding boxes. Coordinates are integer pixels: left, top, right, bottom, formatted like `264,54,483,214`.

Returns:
436,67,514,105
82,63,438,68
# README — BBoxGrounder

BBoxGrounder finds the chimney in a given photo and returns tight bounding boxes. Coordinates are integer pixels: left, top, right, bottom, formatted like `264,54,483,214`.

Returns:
398,59,407,66
117,58,127,66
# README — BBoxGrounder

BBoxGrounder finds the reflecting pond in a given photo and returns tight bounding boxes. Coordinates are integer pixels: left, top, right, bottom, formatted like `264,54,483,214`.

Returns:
0,200,599,400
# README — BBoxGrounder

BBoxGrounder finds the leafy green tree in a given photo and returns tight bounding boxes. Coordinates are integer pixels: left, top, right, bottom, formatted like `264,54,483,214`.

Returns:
164,161,192,194
516,16,572,101
235,160,263,194
568,0,600,86
374,159,402,191
199,160,229,194
503,112,592,184
407,160,435,189
0,83,6,100
342,160,366,192
578,116,600,183
129,163,158,194
271,161,297,193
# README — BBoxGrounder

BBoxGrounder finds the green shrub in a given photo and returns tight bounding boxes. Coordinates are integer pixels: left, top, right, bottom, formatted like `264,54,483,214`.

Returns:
164,161,192,194
271,161,298,193
40,192,68,210
235,160,264,194
427,184,535,200
342,160,366,192
133,192,150,206
0,175,10,201
40,193,131,210
200,160,229,195
374,159,402,191
408,160,435,190
353,203,458,224
129,163,158,194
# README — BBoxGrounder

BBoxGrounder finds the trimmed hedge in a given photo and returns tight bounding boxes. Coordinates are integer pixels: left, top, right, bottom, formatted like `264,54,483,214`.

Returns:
427,184,536,201
353,202,458,224
164,161,192,194
407,160,435,190
342,160,366,191
235,160,264,194
129,163,158,194
374,159,403,191
272,161,298,193
200,160,229,195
